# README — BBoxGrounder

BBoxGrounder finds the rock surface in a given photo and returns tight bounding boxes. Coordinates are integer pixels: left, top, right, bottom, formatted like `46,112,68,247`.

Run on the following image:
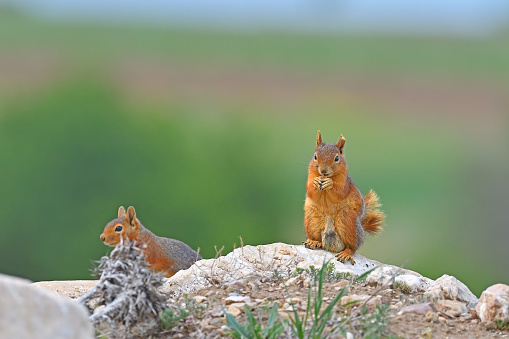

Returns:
366,265,433,291
340,294,382,308
11,242,505,338
31,243,480,312
435,299,468,317
475,283,509,325
33,280,97,299
400,302,435,315
425,274,478,304
159,242,430,297
394,274,427,292
0,273,94,339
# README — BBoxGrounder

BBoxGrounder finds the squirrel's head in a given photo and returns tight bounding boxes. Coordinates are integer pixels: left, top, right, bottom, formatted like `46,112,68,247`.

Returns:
100,206,141,247
310,130,346,177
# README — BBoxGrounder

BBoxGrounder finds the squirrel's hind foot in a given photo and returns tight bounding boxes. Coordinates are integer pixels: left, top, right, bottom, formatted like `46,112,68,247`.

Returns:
303,239,322,250
336,249,356,265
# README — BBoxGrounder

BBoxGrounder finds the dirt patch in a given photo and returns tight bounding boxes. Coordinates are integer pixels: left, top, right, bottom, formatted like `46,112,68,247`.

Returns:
35,278,507,338
156,277,505,339
32,280,98,299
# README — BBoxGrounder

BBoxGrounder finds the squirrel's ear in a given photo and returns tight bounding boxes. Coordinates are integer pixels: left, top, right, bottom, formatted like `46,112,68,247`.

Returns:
336,134,346,154
316,130,324,149
118,206,126,218
126,206,136,226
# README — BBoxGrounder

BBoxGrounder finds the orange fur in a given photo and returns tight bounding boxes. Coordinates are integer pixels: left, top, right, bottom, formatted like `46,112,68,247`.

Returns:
100,206,201,277
303,131,385,264
362,189,385,235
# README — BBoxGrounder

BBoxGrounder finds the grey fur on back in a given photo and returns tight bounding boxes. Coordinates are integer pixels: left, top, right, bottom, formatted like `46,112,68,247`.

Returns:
158,236,202,271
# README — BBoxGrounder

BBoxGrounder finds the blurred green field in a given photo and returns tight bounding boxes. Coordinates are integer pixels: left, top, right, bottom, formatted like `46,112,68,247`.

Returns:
0,9,508,295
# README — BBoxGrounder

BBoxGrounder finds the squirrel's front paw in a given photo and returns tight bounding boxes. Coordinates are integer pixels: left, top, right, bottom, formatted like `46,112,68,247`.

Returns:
313,177,322,190
303,239,322,250
320,178,333,190
313,177,333,191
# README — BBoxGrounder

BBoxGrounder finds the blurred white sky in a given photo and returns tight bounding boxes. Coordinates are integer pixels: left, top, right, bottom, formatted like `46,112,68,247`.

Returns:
6,0,509,37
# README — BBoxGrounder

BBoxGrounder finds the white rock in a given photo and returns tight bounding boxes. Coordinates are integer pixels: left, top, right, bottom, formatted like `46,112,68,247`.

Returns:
425,274,478,304
285,274,305,287
400,303,435,315
367,267,432,291
475,283,509,325
340,294,381,307
392,301,403,309
227,304,243,317
0,273,94,339
285,297,302,304
394,274,425,292
366,266,398,286
283,305,299,312
193,296,208,303
159,243,430,298
225,295,251,305
435,299,468,317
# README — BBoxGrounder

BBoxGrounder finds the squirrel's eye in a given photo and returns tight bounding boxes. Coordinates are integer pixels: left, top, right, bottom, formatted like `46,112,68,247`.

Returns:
314,153,318,161
334,155,340,162
114,226,123,232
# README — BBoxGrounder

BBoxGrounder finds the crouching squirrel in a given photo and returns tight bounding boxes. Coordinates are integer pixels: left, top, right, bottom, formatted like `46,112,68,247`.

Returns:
303,131,385,265
100,206,202,277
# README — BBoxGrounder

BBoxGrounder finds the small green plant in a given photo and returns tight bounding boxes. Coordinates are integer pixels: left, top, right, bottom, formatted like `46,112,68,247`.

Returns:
393,281,413,294
272,262,299,282
293,262,352,283
160,307,189,331
160,294,207,330
420,324,433,339
322,262,352,282
226,303,284,339
497,319,509,331
293,267,304,277
416,294,432,304
285,261,375,339
272,268,286,282
357,303,392,338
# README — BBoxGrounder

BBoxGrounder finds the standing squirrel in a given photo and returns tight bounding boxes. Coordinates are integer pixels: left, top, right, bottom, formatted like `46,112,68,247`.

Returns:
303,131,385,265
100,206,202,277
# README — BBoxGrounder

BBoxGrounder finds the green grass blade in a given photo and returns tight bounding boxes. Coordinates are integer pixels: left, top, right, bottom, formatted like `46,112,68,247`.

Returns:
266,303,279,329
226,312,252,339
315,285,349,335
245,307,258,332
354,266,378,283
264,320,285,339
314,261,326,319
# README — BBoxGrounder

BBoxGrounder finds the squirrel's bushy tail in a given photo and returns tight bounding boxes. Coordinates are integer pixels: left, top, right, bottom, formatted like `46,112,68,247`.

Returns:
362,189,385,235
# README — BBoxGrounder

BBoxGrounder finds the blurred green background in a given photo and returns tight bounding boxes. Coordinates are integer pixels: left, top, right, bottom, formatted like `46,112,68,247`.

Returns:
0,4,508,296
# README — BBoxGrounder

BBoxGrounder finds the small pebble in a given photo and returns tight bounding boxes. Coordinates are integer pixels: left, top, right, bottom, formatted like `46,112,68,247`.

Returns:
225,295,251,305
209,318,223,325
193,296,207,303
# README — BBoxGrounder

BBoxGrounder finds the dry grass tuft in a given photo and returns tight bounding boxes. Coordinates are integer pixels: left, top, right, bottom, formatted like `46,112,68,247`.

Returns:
79,239,167,338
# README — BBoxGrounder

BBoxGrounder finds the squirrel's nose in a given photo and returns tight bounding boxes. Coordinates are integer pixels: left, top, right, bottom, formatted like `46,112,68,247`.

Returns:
319,168,331,177
100,234,105,242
